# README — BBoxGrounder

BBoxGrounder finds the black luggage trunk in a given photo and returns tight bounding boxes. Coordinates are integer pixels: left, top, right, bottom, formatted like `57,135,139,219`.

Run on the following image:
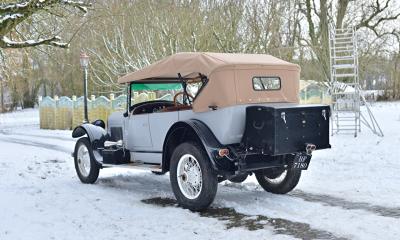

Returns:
242,104,331,155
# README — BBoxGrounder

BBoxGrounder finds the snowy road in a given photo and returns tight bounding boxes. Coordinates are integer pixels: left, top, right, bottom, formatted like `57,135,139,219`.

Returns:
1,104,400,240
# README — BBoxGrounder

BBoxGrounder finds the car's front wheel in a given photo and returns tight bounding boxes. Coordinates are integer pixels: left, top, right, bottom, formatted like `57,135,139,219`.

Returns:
74,137,100,184
255,167,301,194
170,142,218,211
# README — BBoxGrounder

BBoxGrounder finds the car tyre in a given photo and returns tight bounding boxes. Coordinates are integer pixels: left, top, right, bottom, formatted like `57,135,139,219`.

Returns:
255,168,301,194
170,142,218,211
74,137,100,184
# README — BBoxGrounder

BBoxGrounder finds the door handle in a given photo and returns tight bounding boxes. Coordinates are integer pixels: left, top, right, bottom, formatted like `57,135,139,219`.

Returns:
281,112,287,124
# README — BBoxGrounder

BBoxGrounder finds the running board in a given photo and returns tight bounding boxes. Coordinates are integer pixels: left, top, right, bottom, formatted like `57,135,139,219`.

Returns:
102,162,163,172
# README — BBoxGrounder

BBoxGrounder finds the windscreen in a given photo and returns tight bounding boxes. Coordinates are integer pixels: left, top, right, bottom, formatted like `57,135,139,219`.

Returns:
131,83,182,91
130,81,203,104
131,83,183,103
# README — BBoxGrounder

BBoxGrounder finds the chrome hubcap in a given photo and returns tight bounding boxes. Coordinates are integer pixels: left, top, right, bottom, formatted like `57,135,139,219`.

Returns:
177,154,202,199
77,143,91,177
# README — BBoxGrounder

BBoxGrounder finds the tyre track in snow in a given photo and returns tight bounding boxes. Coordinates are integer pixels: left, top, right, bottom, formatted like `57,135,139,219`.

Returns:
0,139,127,239
0,129,73,142
0,127,73,154
97,176,349,240
142,197,349,240
0,135,72,154
99,174,399,239
224,182,400,219
289,190,400,218
0,131,123,230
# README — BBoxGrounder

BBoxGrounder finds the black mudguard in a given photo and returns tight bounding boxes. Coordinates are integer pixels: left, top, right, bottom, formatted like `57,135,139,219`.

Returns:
72,123,108,163
163,120,233,175
72,123,107,142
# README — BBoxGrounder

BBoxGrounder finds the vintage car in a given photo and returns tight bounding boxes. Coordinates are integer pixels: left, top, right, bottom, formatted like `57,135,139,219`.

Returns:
72,52,330,211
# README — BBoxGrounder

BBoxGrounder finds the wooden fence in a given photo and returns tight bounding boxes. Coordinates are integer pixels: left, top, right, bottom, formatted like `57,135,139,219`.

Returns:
39,94,127,130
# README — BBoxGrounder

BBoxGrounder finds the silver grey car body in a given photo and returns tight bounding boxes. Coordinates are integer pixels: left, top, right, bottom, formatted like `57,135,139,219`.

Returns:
108,103,292,164
71,53,331,211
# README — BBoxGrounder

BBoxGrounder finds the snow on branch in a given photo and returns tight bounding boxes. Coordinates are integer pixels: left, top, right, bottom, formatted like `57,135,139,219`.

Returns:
0,13,24,24
0,0,92,49
0,36,69,49
60,0,91,14
0,0,92,15
0,1,30,14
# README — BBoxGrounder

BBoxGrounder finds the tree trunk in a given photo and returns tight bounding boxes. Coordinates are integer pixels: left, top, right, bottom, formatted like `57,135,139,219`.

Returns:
336,0,350,29
318,0,330,81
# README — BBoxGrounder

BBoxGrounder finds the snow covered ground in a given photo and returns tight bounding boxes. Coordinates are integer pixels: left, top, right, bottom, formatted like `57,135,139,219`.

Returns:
0,103,399,240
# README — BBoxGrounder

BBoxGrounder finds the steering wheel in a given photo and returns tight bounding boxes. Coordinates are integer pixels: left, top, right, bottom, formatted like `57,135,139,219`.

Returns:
173,92,194,106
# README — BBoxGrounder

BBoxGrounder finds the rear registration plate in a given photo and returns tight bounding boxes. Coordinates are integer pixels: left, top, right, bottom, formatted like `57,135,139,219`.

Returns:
292,153,311,170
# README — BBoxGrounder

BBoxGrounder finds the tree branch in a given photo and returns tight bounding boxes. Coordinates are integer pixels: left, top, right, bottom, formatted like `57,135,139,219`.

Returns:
356,0,397,30
0,36,69,48
0,0,92,49
0,1,30,15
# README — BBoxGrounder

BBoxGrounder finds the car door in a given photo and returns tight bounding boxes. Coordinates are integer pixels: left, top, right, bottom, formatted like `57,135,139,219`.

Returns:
148,111,179,151
126,113,153,150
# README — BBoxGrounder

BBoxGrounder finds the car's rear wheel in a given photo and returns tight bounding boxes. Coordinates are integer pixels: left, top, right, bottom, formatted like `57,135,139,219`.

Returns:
255,167,301,194
74,137,100,184
170,142,218,211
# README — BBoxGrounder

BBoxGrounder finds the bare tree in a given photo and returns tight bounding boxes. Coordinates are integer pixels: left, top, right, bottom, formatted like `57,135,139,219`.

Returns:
0,0,91,49
2,0,399,104
301,0,400,82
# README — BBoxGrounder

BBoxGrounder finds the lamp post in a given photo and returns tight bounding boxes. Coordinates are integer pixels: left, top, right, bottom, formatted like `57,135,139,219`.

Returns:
80,52,90,123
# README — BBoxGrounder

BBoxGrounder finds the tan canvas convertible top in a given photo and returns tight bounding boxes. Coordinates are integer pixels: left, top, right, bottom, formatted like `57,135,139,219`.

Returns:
118,52,301,112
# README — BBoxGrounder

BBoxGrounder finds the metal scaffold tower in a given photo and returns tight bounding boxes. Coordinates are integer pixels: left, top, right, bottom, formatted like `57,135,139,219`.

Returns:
328,26,383,137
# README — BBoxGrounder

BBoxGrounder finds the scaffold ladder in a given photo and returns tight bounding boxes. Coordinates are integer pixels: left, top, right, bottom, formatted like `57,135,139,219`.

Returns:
329,26,383,137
